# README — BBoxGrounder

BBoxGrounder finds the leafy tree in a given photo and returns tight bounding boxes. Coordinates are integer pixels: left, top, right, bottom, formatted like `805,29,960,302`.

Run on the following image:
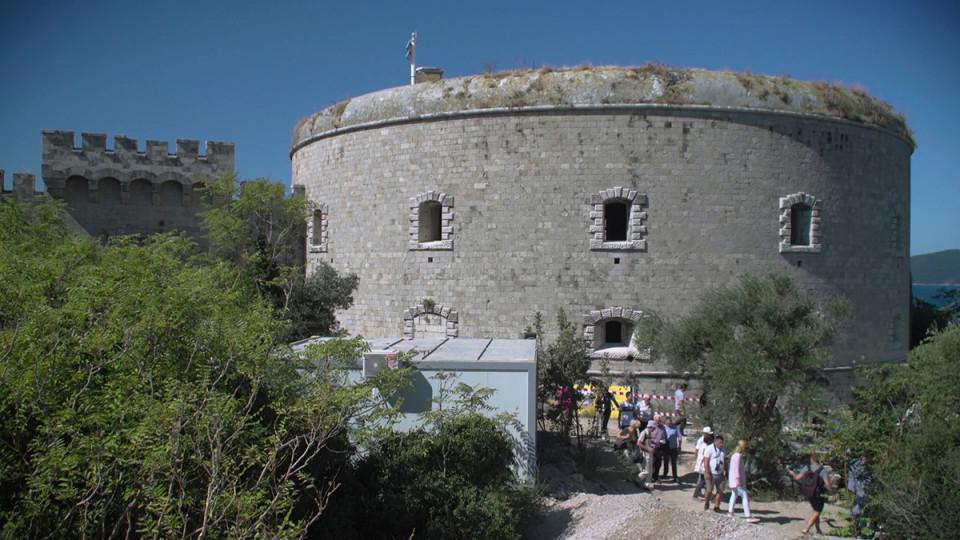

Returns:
322,374,539,540
635,274,844,482
0,200,404,538
824,324,960,539
535,310,590,442
200,176,358,340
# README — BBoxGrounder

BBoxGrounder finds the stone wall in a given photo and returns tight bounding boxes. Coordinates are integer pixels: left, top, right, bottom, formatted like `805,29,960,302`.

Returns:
293,104,911,373
41,131,234,241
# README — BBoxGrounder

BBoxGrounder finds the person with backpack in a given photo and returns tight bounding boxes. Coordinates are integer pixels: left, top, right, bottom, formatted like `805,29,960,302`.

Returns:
727,439,760,523
789,453,831,535
702,435,727,511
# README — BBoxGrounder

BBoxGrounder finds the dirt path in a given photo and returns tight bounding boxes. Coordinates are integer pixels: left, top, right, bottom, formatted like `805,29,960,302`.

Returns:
527,424,852,540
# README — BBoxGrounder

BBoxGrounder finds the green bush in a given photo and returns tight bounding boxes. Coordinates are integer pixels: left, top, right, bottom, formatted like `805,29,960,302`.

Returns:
825,325,960,539
320,413,538,540
0,200,403,538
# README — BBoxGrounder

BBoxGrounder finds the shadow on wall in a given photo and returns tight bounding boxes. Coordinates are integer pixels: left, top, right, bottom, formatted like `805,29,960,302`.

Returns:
394,370,433,414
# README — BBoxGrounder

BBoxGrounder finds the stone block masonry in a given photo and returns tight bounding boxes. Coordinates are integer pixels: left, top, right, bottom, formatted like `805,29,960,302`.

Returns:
292,68,913,375
41,131,234,241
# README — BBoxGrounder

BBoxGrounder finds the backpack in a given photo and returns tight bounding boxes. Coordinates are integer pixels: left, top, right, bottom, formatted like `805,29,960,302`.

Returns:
801,466,824,498
711,448,725,475
618,404,635,429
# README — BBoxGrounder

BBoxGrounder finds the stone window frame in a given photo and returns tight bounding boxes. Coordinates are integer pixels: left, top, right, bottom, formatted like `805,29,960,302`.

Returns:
779,192,822,253
403,303,459,339
307,202,329,253
582,307,644,354
589,187,647,251
409,191,454,250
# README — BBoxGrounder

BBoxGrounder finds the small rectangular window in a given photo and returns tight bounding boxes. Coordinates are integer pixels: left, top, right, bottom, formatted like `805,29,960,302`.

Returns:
311,209,324,246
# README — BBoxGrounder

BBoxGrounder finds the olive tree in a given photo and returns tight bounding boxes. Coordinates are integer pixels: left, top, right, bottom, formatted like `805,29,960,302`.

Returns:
635,273,844,482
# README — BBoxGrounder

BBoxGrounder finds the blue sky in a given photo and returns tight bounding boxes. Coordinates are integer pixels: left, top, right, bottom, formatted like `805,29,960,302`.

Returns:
1,0,957,255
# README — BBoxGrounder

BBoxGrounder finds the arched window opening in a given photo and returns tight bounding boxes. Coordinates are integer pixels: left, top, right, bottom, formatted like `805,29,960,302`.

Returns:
604,200,629,241
159,181,182,206
596,318,634,349
64,176,88,204
604,320,623,344
790,203,812,246
418,201,442,243
99,177,121,204
311,209,324,246
130,179,153,206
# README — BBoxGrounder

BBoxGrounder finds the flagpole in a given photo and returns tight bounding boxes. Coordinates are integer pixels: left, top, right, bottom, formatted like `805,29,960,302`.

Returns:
406,32,416,85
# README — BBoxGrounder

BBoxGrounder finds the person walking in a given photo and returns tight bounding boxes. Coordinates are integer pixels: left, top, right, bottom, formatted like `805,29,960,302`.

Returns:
728,439,760,523
674,383,687,437
789,453,831,535
693,427,714,499
595,389,618,440
702,435,727,512
662,416,681,483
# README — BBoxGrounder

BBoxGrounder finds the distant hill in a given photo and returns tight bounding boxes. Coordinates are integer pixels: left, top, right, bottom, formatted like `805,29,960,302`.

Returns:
912,249,960,284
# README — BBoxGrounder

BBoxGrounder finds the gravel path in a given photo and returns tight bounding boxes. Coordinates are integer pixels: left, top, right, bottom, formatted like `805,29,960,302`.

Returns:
527,430,845,540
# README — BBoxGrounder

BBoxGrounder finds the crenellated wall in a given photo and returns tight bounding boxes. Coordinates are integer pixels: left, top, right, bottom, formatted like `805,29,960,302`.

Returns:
0,170,42,201
41,130,235,241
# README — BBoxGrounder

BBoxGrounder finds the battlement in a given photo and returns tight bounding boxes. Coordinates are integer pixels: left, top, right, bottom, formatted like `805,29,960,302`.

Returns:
42,130,235,200
42,130,234,167
0,170,43,201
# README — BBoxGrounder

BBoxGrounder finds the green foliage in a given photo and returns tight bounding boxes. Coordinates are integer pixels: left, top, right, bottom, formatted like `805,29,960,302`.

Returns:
200,176,359,340
534,310,590,440
911,293,959,349
286,264,359,340
635,274,843,482
0,200,405,538
322,373,538,540
824,325,960,539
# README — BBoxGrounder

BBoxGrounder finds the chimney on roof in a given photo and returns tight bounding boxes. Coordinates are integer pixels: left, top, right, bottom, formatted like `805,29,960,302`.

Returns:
415,66,443,83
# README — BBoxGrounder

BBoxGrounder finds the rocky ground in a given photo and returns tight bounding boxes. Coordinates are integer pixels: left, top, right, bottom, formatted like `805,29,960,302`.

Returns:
526,428,851,540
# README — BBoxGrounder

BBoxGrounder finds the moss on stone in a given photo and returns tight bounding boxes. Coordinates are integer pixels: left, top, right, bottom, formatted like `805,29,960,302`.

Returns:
292,65,913,150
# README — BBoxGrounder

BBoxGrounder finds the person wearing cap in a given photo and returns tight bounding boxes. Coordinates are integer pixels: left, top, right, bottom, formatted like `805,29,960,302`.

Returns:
635,420,658,490
693,426,714,499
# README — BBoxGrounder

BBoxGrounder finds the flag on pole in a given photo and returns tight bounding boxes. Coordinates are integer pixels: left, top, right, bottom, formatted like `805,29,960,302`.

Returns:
405,32,416,61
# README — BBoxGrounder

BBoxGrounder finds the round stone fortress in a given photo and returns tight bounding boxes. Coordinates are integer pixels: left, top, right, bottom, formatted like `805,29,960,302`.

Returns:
291,66,913,373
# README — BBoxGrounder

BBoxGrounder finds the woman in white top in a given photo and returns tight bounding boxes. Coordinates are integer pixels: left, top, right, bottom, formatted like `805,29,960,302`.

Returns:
728,439,760,522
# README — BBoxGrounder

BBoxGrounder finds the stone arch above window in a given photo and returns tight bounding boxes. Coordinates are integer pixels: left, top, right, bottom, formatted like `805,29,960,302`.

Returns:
582,307,644,355
307,203,329,253
779,192,821,253
409,191,453,250
403,303,459,339
590,187,647,251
